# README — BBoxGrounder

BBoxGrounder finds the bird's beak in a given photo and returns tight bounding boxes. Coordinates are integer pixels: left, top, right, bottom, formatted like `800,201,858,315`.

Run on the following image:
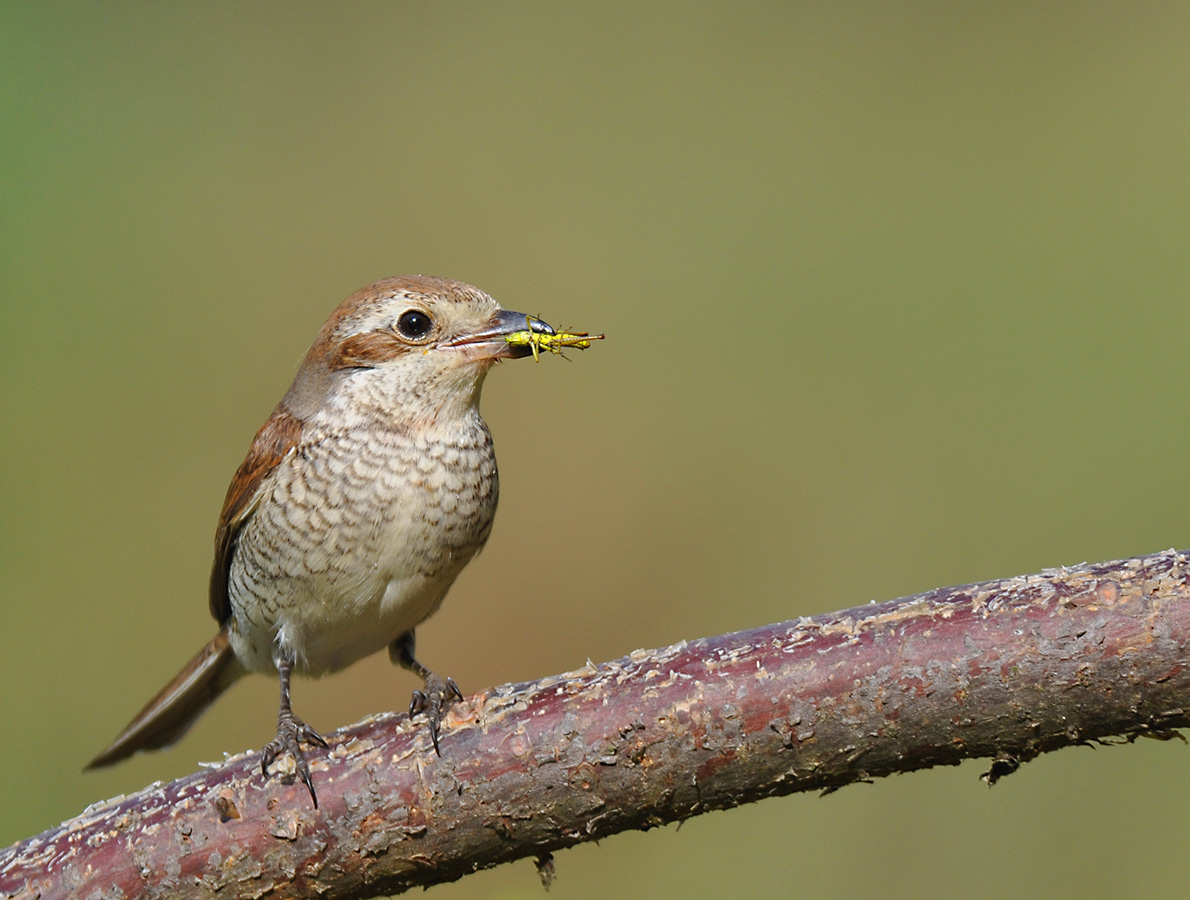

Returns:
440,309,556,361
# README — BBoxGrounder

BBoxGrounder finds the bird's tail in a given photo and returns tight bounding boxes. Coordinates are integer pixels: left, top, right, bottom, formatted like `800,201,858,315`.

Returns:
86,629,245,769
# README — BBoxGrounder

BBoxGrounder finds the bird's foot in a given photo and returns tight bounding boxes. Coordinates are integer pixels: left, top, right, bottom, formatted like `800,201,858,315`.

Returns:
261,711,328,808
409,673,463,755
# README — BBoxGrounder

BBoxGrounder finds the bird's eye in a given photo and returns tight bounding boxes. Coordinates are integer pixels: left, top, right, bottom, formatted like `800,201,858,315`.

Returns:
396,309,433,340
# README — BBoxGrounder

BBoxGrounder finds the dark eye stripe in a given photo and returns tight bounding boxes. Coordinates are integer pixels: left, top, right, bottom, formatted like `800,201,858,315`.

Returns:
330,331,406,370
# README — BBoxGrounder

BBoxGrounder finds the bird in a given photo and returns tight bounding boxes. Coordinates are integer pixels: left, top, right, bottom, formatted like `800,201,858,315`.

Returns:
86,275,597,807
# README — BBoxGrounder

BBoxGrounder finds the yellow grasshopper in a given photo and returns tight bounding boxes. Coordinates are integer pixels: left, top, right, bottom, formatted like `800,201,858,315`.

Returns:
505,317,605,361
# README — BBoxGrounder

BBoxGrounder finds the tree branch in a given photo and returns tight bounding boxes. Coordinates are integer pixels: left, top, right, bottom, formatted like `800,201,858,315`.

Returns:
5,549,1190,900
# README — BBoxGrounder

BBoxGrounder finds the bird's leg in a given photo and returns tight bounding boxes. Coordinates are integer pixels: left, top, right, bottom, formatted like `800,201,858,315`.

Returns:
390,629,462,755
260,655,328,808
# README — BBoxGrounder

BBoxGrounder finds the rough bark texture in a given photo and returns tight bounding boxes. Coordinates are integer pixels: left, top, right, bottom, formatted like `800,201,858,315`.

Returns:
5,550,1190,900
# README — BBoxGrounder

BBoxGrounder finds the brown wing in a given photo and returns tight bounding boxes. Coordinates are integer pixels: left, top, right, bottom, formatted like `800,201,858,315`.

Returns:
208,407,304,624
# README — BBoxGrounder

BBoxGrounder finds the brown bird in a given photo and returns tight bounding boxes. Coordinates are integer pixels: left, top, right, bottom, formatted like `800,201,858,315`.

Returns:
87,275,596,806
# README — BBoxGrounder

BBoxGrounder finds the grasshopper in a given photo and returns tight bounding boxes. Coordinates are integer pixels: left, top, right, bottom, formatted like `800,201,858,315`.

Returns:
505,318,605,361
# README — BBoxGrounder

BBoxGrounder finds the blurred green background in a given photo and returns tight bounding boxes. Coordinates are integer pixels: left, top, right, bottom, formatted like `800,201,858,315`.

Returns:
3,3,1190,897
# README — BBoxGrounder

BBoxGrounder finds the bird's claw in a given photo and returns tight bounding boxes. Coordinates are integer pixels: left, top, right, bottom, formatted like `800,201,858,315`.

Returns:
409,674,463,755
261,712,328,808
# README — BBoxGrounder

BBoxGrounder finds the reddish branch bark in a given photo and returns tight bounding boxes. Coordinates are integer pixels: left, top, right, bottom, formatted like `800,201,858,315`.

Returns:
5,550,1190,900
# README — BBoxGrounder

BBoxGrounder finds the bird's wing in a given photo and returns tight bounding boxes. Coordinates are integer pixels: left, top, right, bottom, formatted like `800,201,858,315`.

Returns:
208,407,304,624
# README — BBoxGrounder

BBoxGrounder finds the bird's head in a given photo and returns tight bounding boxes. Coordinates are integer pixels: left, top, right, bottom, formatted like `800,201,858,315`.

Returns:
280,276,560,427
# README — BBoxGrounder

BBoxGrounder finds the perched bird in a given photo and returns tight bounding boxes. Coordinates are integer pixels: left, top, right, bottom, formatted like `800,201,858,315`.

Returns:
87,276,599,806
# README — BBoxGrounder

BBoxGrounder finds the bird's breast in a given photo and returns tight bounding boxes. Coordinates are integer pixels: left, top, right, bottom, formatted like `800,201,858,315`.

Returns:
225,413,499,673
